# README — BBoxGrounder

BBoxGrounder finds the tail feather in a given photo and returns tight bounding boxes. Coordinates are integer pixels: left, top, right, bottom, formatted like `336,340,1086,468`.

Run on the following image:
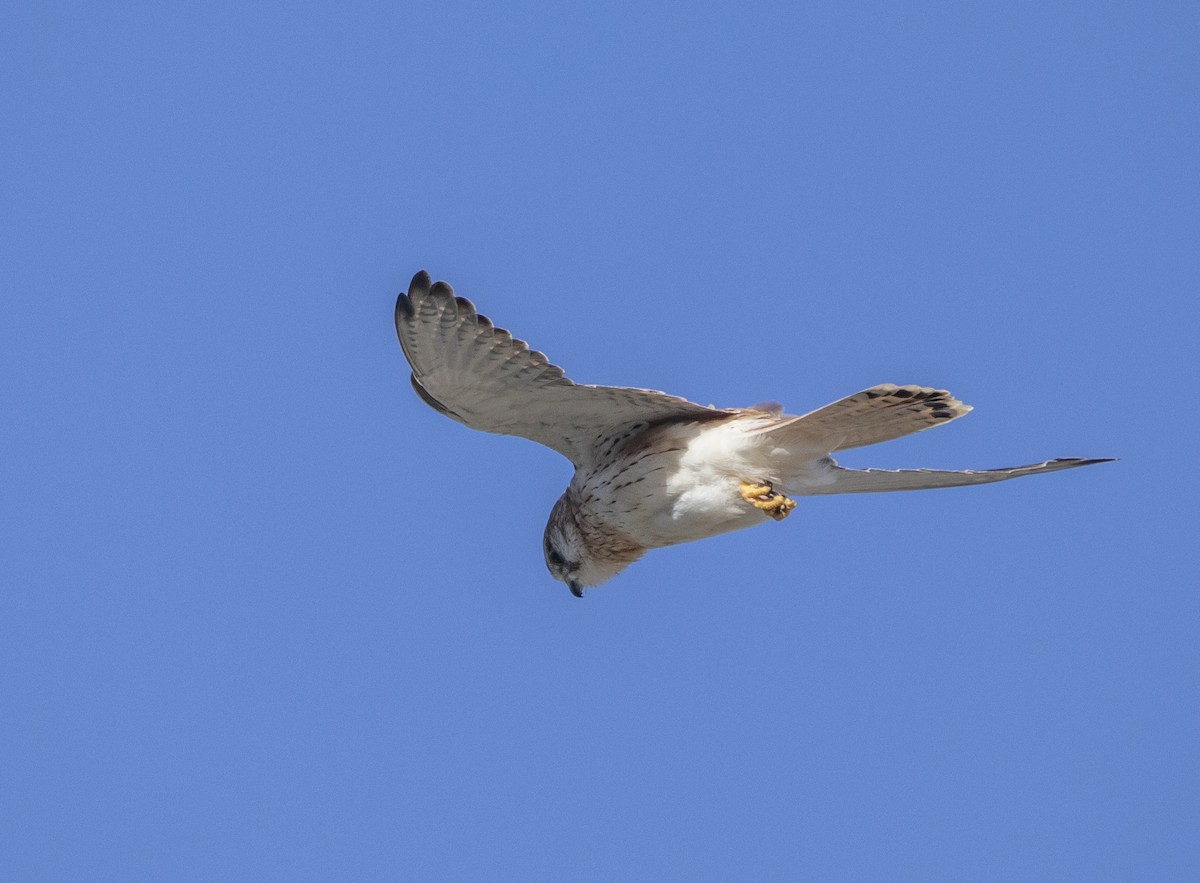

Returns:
760,384,972,453
793,457,1115,495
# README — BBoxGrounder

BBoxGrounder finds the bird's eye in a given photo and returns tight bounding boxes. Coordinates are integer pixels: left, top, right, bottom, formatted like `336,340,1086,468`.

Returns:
548,549,565,568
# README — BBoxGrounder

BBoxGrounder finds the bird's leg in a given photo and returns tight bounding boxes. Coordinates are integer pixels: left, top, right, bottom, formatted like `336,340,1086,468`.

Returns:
738,480,796,522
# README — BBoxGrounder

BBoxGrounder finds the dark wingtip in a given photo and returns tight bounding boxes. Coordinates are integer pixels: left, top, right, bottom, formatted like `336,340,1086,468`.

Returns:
396,271,431,323
429,280,455,298
1074,457,1118,466
409,270,432,297
395,292,414,322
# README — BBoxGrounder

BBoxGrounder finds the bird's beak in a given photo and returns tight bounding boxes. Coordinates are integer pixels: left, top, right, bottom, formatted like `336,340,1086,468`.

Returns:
568,580,583,598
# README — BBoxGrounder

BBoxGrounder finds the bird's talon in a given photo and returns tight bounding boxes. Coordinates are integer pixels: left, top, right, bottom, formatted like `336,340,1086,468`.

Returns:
738,481,773,500
738,480,796,521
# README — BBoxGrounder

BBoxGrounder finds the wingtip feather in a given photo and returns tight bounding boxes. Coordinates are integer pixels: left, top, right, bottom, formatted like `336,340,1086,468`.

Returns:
409,270,432,297
395,292,414,322
397,270,431,325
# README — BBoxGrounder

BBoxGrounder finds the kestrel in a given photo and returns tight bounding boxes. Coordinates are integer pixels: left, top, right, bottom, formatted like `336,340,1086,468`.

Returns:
394,271,1111,597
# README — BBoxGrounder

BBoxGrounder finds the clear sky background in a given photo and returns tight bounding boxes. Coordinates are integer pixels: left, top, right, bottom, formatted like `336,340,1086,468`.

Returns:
2,2,1197,880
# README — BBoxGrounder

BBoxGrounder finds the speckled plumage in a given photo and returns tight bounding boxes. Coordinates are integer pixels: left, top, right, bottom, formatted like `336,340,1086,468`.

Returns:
394,271,1112,596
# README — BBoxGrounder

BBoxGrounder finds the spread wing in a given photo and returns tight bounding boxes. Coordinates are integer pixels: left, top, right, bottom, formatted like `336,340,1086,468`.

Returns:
394,271,729,464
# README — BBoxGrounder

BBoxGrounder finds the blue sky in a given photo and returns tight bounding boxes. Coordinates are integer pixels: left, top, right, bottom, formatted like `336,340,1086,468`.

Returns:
2,1,1197,879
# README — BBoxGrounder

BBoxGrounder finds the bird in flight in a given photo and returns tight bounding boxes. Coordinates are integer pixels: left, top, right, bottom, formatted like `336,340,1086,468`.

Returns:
394,271,1111,597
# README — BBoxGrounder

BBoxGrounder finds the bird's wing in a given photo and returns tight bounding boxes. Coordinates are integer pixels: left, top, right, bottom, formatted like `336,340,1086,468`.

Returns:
395,271,729,464
792,457,1114,495
754,384,972,453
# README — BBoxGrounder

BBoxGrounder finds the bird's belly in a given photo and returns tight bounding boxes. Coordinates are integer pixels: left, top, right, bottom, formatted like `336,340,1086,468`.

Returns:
606,464,761,549
658,486,758,547
577,420,775,550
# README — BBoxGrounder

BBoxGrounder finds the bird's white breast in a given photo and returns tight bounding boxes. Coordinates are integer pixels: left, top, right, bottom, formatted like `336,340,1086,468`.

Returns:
574,417,785,550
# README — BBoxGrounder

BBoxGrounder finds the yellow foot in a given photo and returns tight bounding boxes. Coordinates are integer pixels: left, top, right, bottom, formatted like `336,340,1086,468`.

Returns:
738,480,797,522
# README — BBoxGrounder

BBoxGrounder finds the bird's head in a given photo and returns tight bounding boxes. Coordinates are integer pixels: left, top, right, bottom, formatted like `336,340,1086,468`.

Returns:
543,493,644,598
